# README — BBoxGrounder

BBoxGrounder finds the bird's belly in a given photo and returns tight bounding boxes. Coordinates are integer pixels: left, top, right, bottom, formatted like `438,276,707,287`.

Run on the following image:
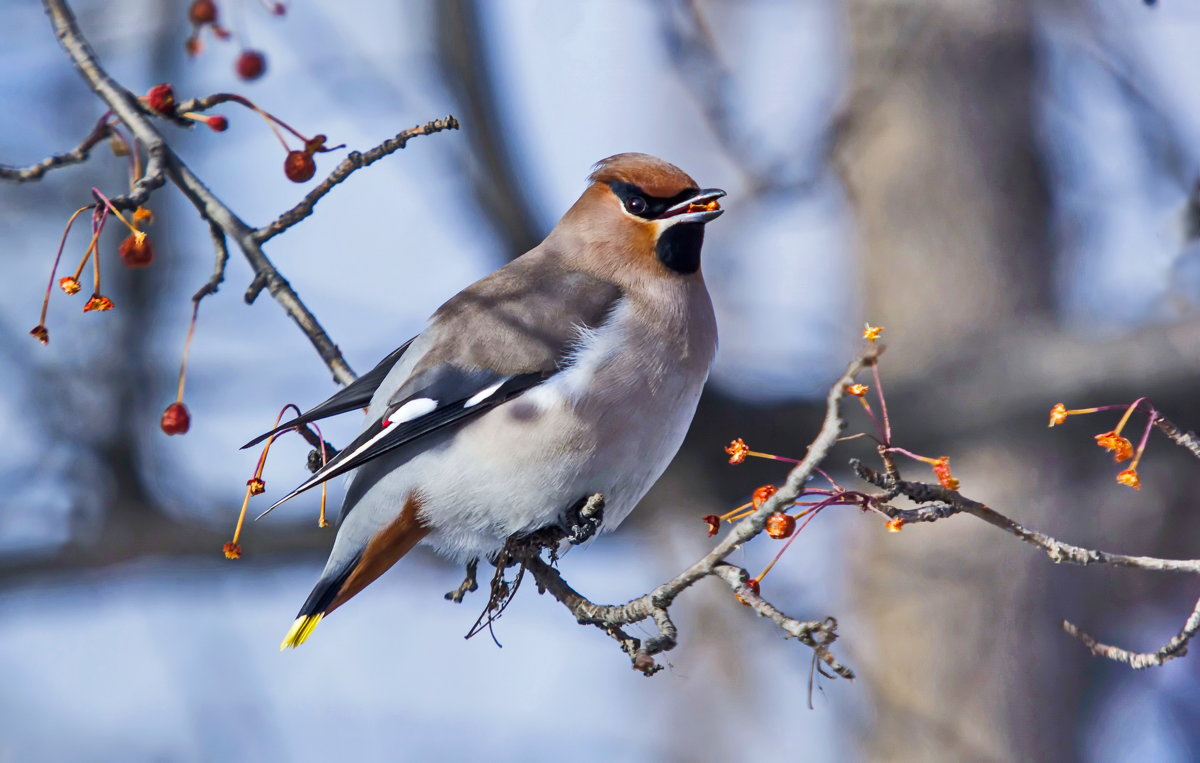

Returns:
406,369,705,561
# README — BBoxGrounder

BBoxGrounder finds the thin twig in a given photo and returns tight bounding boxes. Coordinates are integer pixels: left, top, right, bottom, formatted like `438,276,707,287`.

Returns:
254,116,460,244
508,350,876,675
0,116,111,182
1063,594,1200,669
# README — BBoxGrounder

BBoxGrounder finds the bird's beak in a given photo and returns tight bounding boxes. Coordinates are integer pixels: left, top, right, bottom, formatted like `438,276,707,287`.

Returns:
659,188,726,225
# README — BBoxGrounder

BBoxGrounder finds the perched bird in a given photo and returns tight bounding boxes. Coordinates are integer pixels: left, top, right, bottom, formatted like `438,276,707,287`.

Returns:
248,153,725,648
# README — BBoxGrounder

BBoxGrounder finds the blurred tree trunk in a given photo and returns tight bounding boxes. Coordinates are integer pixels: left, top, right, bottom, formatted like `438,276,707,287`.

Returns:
836,0,1073,760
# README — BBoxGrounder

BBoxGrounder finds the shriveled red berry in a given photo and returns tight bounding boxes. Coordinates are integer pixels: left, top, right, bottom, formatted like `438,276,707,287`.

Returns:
247,478,265,495
146,83,176,115
205,115,228,132
284,150,315,182
189,0,218,25
235,50,267,81
29,325,49,345
702,514,720,537
184,36,203,57
118,233,154,268
765,511,796,539
161,401,191,435
223,542,242,560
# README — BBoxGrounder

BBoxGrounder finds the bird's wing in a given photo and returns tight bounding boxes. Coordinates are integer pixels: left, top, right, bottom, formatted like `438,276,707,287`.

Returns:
241,339,415,449
261,366,550,512
263,254,626,514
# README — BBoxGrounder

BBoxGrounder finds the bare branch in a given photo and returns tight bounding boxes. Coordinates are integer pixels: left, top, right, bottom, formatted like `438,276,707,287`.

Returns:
254,115,461,244
0,115,111,182
39,0,463,386
498,351,876,675
1062,595,1200,669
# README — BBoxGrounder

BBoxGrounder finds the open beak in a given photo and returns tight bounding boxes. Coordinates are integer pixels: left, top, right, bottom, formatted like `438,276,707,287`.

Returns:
659,188,726,225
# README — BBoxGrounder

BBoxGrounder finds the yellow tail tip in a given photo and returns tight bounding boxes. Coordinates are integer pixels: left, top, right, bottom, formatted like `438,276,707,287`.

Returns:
280,613,323,650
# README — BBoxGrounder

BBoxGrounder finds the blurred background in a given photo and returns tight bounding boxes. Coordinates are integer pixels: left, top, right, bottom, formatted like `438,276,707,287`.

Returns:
3,0,1200,760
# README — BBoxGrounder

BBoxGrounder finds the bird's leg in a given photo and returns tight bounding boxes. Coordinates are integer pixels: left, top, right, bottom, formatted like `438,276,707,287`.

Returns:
444,558,480,603
565,493,605,545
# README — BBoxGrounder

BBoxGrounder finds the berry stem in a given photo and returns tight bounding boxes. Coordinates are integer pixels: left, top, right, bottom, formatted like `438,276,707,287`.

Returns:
37,204,94,328
1129,406,1158,471
870,359,892,444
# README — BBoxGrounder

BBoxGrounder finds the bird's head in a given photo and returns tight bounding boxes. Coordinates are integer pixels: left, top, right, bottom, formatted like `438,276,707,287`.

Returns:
559,153,725,277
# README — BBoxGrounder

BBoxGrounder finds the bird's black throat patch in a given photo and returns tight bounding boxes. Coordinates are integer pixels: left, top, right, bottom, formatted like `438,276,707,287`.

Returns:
656,223,704,274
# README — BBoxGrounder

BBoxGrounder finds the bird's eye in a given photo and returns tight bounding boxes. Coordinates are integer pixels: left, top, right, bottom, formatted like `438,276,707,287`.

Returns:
626,196,648,215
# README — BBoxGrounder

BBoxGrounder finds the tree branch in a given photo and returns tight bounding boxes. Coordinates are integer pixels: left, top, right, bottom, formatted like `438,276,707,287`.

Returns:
493,350,876,677
851,409,1200,669
40,0,456,386
0,114,111,182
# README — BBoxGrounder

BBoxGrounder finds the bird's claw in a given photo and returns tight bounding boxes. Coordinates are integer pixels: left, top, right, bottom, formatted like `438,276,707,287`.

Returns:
565,493,605,545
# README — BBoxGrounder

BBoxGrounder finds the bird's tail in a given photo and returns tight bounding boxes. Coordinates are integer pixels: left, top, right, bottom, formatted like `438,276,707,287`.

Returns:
279,559,358,650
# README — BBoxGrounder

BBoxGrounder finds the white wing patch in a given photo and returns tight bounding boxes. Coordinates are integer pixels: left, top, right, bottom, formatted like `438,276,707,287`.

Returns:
384,397,438,426
463,380,507,408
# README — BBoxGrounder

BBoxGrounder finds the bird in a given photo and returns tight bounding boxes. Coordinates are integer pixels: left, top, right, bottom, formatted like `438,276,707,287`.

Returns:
246,153,725,649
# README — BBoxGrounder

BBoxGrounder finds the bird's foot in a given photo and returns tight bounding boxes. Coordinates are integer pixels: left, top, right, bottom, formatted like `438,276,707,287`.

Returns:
565,493,605,545
444,558,480,603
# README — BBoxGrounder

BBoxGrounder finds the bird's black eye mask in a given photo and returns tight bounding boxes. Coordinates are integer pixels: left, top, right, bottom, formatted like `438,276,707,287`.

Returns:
607,181,699,220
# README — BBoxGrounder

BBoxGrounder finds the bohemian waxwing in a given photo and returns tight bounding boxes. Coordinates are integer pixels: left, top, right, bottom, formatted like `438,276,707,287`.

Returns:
247,153,725,648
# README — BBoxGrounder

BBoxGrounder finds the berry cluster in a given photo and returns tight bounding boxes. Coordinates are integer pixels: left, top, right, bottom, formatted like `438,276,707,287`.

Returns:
705,324,966,600
186,0,283,82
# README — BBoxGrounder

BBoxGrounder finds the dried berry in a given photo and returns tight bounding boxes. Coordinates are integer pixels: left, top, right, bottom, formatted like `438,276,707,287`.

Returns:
247,478,266,495
765,511,796,539
59,276,81,295
29,325,49,345
223,542,242,560
83,293,114,312
284,150,315,182
751,484,777,510
146,83,176,115
118,233,154,268
189,0,218,25
236,49,267,81
702,514,720,537
161,401,191,435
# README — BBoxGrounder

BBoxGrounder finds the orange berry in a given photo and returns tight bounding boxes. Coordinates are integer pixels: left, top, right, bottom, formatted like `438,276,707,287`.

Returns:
886,517,904,533
223,542,242,560
724,438,749,465
765,511,796,539
59,276,81,295
751,484,777,510
1095,431,1134,463
83,293,114,312
932,457,960,490
1116,469,1140,491
846,383,869,397
161,401,191,435
118,233,154,268
1048,403,1068,427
